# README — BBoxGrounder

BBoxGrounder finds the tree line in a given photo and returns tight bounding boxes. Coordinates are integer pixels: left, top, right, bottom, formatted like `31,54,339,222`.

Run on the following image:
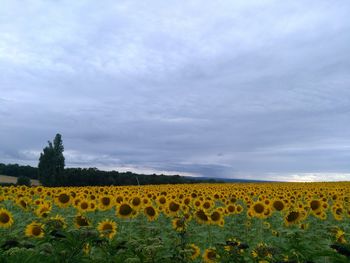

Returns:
0,163,38,179
0,162,207,186
1,134,213,187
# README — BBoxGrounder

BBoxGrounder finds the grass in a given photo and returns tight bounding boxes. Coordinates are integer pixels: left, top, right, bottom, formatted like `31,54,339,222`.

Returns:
0,175,40,186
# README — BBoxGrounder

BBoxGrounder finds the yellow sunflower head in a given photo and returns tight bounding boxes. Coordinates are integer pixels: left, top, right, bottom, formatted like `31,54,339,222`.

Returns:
144,205,158,221
25,221,45,238
47,214,67,229
0,208,14,228
98,195,114,211
203,248,219,263
55,192,71,208
116,203,135,219
74,214,90,228
97,219,117,239
172,218,186,232
188,244,200,260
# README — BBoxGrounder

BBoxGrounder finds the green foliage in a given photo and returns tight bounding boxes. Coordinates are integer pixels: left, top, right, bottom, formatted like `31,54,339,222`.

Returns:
16,176,31,187
0,202,349,263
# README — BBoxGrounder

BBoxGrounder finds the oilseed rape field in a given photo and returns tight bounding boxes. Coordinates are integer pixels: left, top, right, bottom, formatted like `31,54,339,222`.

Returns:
0,183,350,262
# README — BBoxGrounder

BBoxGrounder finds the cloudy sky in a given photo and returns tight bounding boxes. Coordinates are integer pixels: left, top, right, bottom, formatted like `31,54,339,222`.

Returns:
1,0,350,181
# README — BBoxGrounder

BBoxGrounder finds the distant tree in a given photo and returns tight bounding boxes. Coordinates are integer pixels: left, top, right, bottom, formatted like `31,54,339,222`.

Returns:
38,134,65,186
16,176,31,186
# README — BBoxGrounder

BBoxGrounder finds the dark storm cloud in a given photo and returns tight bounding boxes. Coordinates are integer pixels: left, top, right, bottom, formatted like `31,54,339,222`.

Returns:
1,0,350,181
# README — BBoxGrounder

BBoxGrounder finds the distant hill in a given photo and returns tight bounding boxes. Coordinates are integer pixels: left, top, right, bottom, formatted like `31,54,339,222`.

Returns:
183,176,275,183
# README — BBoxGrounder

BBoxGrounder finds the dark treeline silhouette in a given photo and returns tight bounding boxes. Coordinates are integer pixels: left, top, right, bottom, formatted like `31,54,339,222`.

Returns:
60,168,202,186
0,163,38,179
0,163,212,186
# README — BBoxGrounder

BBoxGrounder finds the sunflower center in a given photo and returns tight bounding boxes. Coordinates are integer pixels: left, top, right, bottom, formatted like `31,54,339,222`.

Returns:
195,210,208,221
253,203,264,214
336,208,343,215
286,211,299,222
101,197,111,206
58,194,70,204
175,219,185,228
32,225,42,236
310,200,320,211
76,216,89,226
273,201,284,211
207,250,216,260
203,202,211,209
119,204,132,215
20,200,27,208
132,197,141,206
169,202,180,212
0,212,10,223
159,197,166,204
145,207,156,217
228,205,235,213
102,223,113,231
211,211,221,221
81,202,89,209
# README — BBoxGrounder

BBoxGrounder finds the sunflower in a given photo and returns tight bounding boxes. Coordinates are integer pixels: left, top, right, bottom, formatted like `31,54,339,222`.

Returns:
83,243,91,255
194,209,210,224
115,195,124,204
144,205,158,221
332,205,344,221
203,248,219,263
55,192,71,208
157,196,167,206
25,221,45,238
130,196,142,209
16,198,30,211
116,203,135,219
250,202,267,219
172,218,186,232
226,204,236,215
284,210,304,226
89,201,97,212
202,200,213,211
47,215,67,229
272,199,285,212
74,214,90,228
99,195,114,211
251,242,273,259
167,201,181,216
193,199,202,209
35,203,52,218
309,199,322,214
210,210,223,226
77,199,90,213
0,208,14,228
236,205,243,214
188,244,200,260
299,223,309,230
97,219,117,239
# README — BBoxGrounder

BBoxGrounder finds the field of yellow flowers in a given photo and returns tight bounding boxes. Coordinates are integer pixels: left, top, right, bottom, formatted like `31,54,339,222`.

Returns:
0,182,350,262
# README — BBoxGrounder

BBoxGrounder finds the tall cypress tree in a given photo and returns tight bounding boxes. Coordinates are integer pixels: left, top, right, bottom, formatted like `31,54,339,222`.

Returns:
38,134,65,186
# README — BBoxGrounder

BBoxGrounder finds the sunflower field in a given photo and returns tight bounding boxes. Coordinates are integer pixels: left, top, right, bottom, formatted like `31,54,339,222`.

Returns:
0,182,350,262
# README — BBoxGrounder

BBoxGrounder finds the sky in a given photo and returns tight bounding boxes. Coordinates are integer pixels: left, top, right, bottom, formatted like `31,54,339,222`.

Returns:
1,0,350,182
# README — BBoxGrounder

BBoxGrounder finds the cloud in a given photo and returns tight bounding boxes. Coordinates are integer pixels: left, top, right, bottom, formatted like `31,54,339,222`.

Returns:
0,0,350,181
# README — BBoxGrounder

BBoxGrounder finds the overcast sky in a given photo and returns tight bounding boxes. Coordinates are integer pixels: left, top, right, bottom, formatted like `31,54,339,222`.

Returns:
1,0,350,181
